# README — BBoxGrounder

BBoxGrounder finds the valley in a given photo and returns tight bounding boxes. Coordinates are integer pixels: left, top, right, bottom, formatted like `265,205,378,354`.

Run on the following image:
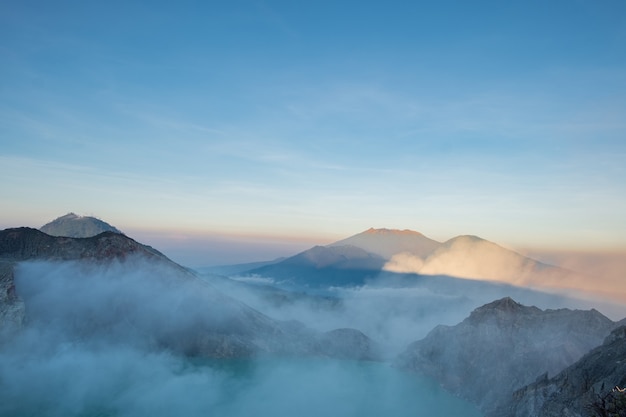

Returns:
0,215,624,417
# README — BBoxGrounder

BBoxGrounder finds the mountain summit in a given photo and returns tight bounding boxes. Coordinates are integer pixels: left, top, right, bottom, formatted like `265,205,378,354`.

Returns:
242,228,579,290
40,213,123,238
329,228,440,260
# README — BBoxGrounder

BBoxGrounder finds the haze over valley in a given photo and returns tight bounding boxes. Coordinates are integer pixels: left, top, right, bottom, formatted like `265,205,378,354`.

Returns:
2,0,625,415
0,214,624,416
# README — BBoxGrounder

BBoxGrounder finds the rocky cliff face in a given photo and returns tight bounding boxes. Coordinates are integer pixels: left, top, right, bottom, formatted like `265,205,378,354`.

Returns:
0,261,24,330
499,326,626,417
395,297,617,415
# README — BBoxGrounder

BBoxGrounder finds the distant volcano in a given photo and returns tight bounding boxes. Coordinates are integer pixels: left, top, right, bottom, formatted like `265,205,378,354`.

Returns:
40,213,123,238
328,227,441,260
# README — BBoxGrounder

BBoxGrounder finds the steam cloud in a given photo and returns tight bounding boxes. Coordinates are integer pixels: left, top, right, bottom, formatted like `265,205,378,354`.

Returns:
0,259,486,417
215,270,626,355
2,257,622,416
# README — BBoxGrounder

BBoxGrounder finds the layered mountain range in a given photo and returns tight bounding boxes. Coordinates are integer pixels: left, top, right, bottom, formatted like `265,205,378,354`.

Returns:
2,215,623,416
244,227,577,291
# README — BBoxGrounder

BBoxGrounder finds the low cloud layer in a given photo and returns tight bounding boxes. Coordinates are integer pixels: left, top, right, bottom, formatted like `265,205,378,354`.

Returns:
2,257,622,416
214,270,626,356
0,259,484,417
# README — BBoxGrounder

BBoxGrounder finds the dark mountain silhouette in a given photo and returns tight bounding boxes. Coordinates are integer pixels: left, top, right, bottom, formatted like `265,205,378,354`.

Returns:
1,227,164,262
499,326,626,417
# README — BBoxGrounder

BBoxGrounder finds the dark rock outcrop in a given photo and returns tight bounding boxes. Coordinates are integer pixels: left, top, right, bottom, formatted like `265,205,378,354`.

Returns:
396,297,616,414
501,326,626,417
0,261,24,330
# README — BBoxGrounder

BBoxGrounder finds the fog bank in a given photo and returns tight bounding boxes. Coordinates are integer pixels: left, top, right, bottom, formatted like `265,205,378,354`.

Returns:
0,259,482,416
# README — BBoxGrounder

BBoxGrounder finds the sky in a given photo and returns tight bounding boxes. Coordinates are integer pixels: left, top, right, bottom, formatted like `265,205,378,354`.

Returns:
1,0,625,266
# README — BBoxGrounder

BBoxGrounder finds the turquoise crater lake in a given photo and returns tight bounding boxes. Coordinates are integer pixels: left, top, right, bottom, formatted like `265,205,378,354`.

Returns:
201,358,484,417
4,352,483,417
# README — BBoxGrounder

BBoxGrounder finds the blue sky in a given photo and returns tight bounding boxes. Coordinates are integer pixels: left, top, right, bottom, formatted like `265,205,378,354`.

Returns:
1,0,625,265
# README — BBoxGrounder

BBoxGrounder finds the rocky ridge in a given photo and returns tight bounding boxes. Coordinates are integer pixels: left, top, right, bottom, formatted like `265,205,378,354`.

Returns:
498,326,626,417
396,297,618,415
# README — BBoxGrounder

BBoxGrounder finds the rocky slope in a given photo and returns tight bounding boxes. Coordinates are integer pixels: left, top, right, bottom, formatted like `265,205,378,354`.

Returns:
1,227,163,332
0,261,24,330
0,228,379,360
498,326,626,417
396,297,617,415
40,212,123,237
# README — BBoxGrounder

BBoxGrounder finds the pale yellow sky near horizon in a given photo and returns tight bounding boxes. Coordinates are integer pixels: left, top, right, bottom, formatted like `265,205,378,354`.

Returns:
2,215,625,270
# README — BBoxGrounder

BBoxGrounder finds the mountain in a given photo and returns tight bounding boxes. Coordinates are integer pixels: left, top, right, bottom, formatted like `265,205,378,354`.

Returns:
329,228,440,260
243,227,439,286
0,227,379,360
283,245,385,269
416,235,572,288
500,326,626,417
0,227,272,355
395,297,617,415
0,227,166,331
247,245,386,287
1,227,164,262
40,212,123,238
245,229,574,291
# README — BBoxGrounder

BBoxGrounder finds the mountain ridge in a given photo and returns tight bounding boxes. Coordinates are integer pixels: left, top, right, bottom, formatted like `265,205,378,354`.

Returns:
497,326,626,417
396,297,619,415
242,228,576,292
